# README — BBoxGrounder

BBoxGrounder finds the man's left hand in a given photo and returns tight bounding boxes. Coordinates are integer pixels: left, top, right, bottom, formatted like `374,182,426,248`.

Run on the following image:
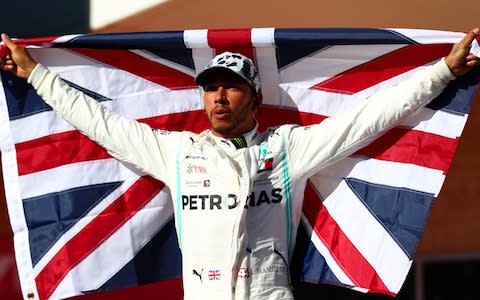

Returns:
445,28,480,77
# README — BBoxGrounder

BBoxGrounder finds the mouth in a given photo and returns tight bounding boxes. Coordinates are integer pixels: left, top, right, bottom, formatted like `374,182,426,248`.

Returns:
212,108,231,120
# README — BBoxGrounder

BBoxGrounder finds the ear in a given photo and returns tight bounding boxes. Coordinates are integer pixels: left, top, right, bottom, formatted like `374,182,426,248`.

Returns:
253,92,263,112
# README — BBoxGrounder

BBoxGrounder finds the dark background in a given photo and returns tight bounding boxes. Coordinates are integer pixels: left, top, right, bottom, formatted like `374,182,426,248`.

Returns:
0,1,89,38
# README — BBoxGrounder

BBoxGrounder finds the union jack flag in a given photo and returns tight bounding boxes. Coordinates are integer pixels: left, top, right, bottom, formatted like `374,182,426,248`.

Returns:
208,270,221,281
0,28,479,300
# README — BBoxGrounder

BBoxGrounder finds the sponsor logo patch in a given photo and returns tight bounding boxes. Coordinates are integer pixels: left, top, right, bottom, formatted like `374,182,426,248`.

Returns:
187,164,207,174
258,142,274,172
185,155,208,160
192,268,203,282
237,267,250,279
181,189,282,210
208,269,222,281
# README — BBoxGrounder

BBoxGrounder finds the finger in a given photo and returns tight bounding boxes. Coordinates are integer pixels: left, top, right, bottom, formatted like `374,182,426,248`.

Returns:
1,33,16,49
460,28,480,48
3,64,13,71
465,54,480,65
0,33,14,59
466,53,479,61
466,59,480,68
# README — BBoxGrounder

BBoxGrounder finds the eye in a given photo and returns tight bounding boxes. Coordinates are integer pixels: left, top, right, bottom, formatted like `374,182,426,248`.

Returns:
204,85,218,92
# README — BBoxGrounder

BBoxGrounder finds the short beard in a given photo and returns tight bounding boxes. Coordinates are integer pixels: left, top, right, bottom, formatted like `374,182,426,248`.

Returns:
207,98,255,137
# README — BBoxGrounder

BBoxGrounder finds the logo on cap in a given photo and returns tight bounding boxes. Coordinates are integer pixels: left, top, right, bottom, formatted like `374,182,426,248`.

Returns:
195,52,261,93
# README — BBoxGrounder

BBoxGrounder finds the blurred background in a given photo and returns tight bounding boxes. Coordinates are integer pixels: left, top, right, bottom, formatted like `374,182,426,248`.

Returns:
1,1,479,299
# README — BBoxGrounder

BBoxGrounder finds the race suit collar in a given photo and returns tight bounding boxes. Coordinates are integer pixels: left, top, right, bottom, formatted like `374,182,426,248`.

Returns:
210,122,259,150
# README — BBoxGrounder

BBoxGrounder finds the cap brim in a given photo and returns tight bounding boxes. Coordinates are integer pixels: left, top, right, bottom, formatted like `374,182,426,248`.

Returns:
195,66,254,89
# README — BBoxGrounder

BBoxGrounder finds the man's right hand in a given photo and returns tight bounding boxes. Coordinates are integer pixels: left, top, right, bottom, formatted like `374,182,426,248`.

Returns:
0,33,38,80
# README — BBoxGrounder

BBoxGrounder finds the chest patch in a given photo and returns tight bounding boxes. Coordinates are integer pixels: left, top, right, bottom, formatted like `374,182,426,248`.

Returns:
258,142,274,173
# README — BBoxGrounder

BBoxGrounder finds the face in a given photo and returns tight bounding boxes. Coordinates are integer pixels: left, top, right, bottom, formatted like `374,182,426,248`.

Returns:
203,71,258,138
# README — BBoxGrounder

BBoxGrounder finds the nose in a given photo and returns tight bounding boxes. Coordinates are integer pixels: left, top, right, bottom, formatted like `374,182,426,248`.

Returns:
214,86,228,103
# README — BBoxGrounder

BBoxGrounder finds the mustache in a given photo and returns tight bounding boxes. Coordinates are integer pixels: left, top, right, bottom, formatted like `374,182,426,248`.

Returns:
212,106,232,114
205,106,232,118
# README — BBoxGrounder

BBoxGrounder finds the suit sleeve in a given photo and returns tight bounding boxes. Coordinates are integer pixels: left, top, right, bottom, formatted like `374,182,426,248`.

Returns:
27,64,184,185
285,59,456,178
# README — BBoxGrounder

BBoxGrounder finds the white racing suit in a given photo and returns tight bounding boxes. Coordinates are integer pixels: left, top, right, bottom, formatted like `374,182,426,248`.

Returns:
28,59,454,299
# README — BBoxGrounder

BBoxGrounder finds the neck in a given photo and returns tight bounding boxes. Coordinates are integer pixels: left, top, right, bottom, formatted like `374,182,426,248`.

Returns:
211,121,257,139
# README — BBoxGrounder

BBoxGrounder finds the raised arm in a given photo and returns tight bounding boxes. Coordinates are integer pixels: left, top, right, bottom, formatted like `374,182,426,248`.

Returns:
0,33,184,185
286,28,479,178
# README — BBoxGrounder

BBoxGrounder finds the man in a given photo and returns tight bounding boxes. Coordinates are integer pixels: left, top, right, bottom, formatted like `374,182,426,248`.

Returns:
1,29,479,299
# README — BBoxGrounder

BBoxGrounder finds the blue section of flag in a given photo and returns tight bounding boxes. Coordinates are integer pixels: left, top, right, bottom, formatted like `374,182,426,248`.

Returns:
98,218,182,291
63,79,112,102
291,221,341,285
23,181,123,266
345,178,435,258
274,28,415,68
53,31,194,68
1,71,111,120
146,48,195,70
1,70,50,120
427,66,480,115
63,31,187,50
